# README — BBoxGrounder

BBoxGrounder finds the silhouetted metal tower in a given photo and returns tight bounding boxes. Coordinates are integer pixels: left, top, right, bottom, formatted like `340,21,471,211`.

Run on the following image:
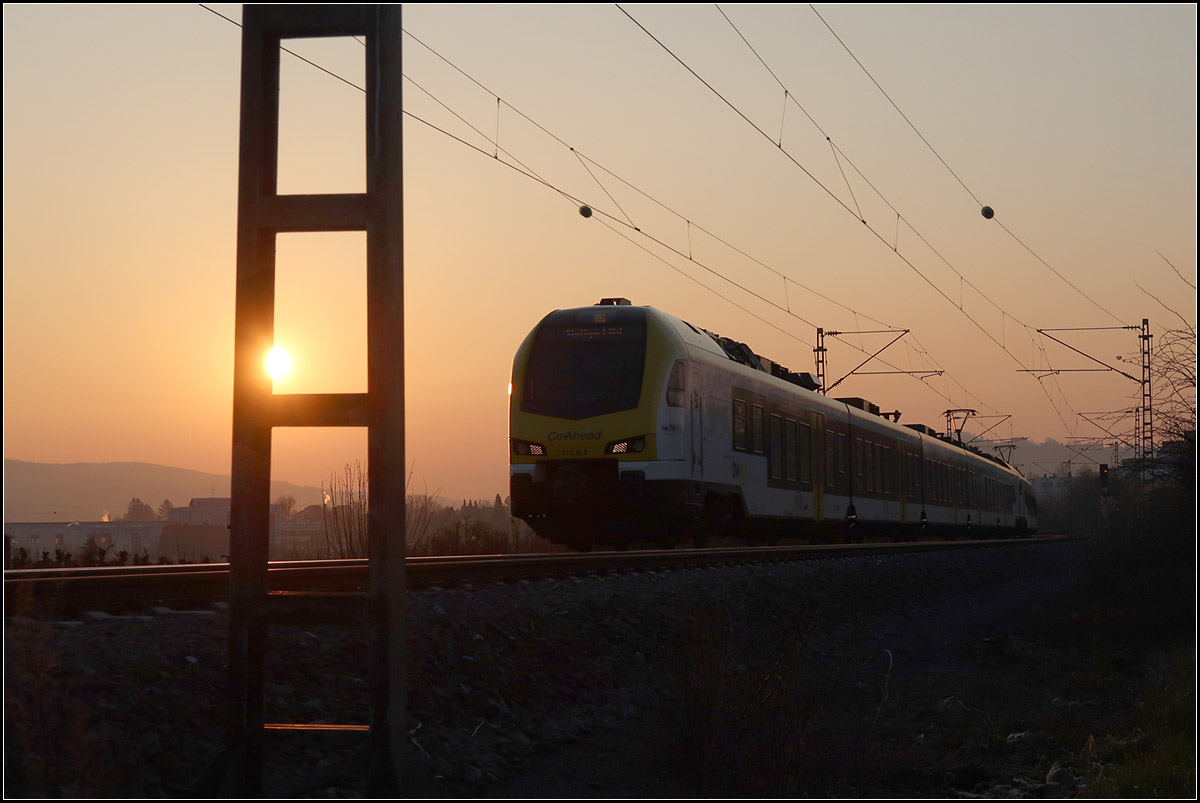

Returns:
1139,318,1153,463
814,328,828,393
205,5,408,796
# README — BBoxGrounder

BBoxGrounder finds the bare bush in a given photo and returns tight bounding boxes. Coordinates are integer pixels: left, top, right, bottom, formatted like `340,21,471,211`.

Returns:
321,461,368,559
316,463,545,558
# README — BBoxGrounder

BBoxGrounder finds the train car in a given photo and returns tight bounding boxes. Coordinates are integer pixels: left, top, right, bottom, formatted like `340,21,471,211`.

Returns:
509,299,1036,549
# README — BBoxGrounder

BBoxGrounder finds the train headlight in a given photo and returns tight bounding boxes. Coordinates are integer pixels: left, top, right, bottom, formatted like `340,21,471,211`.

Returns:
512,439,545,456
606,436,646,455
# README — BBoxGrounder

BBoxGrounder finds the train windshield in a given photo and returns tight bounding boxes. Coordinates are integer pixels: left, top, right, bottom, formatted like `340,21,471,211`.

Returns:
522,308,646,420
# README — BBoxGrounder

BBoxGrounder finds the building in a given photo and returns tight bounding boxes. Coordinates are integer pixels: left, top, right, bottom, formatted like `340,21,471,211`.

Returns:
5,497,337,566
166,497,231,526
4,520,168,565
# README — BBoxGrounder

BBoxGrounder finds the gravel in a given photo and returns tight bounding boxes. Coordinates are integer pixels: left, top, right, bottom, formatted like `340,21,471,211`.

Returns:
4,539,1091,797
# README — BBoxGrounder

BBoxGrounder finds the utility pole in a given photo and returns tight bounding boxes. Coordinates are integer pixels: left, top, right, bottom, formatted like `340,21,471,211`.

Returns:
1026,322,1152,506
1139,318,1154,466
204,6,411,796
814,328,827,394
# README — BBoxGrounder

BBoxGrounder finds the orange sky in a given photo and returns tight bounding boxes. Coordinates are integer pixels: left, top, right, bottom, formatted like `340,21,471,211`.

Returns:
3,4,1196,502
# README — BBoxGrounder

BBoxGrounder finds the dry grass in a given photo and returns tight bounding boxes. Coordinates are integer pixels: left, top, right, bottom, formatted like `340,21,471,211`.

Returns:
650,485,1196,798
653,593,902,797
1086,645,1196,798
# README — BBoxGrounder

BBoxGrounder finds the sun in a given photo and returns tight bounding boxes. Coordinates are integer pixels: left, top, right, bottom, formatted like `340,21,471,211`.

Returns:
265,346,292,381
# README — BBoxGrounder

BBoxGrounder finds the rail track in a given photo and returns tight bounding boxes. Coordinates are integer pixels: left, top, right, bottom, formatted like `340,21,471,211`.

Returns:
4,535,1073,619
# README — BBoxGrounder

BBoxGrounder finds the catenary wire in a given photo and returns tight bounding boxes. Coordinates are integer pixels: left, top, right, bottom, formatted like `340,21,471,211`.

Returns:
626,4,1100,435
202,5,1048,423
807,3,1126,326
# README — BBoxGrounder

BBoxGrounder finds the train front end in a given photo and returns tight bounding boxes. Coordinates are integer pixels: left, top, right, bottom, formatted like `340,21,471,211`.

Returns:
509,300,686,549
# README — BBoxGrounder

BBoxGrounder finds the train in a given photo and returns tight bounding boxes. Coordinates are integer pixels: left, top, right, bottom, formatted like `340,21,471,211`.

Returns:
509,298,1037,550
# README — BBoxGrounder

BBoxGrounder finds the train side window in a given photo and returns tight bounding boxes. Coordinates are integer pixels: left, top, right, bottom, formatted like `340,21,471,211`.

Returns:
733,399,747,451
882,446,890,494
752,405,765,454
798,422,811,484
868,442,878,492
825,429,836,486
872,443,882,493
854,437,863,478
784,419,798,482
666,361,687,407
874,442,882,492
769,414,783,480
837,433,848,474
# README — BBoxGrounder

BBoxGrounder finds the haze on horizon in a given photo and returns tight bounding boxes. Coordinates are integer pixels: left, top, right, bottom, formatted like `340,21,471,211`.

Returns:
3,5,1195,504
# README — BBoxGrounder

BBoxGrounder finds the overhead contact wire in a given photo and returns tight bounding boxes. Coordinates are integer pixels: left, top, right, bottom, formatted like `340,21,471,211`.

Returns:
620,5,1035,373
703,5,1089,426
201,4,994,412
809,3,1125,327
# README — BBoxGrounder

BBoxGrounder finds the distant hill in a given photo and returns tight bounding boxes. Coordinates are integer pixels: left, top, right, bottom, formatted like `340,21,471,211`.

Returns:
3,459,323,523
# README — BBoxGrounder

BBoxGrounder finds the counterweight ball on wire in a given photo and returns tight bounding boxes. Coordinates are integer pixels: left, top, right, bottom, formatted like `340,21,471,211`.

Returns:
981,205,994,219
579,204,593,218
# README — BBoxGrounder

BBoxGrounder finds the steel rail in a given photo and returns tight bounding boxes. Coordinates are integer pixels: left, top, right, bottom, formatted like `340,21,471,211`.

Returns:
5,535,1075,618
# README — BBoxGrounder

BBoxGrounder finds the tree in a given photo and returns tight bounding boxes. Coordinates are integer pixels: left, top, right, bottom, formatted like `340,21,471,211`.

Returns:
1150,322,1196,446
157,499,175,520
124,497,156,521
1122,259,1196,500
77,535,111,566
275,494,297,521
1134,256,1196,446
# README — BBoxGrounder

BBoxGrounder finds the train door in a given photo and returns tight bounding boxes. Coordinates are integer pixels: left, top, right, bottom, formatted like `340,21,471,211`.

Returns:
897,442,908,523
690,366,703,479
811,412,825,520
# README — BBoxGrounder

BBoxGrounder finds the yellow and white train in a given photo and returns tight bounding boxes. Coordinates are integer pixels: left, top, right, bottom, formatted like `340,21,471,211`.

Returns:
509,299,1036,549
